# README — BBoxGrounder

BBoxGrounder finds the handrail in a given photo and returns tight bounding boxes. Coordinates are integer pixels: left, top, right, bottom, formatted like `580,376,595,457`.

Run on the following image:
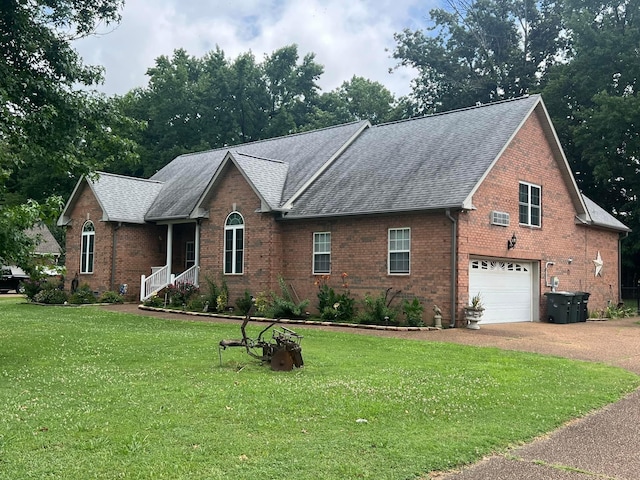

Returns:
140,265,171,301
173,265,199,287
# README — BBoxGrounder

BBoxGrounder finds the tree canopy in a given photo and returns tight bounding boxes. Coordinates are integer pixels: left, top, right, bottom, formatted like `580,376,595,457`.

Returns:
0,0,131,265
112,45,403,178
392,0,566,113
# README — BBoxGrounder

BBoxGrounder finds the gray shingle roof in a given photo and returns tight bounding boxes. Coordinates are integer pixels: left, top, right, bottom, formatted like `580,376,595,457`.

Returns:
89,172,164,224
232,152,289,209
582,195,631,232
287,95,540,217
26,225,62,256
61,95,629,235
145,121,367,220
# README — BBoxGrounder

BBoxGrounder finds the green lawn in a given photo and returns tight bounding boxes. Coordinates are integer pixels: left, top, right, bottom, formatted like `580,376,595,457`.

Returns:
1,297,638,480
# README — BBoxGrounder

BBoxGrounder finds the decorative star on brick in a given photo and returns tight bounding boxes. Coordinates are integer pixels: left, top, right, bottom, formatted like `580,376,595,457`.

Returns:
593,251,603,277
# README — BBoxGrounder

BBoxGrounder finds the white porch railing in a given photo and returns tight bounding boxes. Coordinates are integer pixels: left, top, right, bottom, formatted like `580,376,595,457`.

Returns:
140,265,173,301
173,265,199,287
140,264,200,302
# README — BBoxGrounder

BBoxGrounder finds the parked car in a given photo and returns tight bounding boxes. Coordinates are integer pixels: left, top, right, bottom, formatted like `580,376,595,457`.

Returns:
0,266,29,293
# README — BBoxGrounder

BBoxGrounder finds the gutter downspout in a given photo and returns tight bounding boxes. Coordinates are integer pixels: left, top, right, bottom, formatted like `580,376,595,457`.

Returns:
445,209,457,328
111,222,122,291
619,231,629,302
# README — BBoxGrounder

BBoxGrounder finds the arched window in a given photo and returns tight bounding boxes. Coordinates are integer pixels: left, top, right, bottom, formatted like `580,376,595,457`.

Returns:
224,212,244,274
81,221,95,274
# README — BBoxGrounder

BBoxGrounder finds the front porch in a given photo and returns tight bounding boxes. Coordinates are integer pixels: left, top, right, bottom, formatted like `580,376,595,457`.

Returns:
140,222,201,301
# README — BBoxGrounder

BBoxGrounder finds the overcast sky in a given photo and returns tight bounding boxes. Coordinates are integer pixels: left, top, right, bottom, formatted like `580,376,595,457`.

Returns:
73,0,442,99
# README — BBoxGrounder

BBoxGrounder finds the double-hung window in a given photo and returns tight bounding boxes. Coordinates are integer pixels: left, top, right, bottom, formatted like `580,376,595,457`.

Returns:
388,227,410,274
224,212,244,274
519,182,541,227
185,241,195,269
80,221,95,274
313,232,331,274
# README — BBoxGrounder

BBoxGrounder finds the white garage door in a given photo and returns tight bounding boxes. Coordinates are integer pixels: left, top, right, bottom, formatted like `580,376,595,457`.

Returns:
469,259,533,324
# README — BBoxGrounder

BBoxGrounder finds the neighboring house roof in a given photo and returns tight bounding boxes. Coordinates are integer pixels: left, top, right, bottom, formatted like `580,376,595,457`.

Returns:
582,195,631,232
26,224,62,256
58,172,164,225
58,95,629,233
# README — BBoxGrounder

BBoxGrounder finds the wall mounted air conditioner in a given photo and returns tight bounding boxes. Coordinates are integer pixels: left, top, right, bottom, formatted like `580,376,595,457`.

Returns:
491,211,510,226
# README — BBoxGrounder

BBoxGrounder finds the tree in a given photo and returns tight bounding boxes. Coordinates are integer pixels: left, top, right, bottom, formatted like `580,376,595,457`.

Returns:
115,44,326,177
541,0,640,284
392,0,566,113
310,76,404,128
0,0,129,265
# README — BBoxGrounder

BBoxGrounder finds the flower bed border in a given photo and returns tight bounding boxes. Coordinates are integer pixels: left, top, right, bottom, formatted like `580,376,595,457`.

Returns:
138,304,439,331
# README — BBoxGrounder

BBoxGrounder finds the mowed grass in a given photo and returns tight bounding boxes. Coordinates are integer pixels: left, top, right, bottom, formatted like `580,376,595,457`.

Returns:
0,297,638,480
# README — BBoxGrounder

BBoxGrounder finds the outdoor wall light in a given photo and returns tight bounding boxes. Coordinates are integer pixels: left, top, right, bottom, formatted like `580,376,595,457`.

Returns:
568,258,573,264
507,233,517,250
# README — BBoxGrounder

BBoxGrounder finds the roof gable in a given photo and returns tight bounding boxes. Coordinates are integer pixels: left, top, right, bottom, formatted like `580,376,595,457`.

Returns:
286,95,543,218
145,120,368,221
58,172,164,225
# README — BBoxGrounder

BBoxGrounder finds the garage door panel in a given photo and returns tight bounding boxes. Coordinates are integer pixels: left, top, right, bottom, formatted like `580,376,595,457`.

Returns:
469,260,532,324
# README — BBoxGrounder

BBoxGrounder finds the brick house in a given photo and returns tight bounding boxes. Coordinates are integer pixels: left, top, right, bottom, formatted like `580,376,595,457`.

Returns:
58,95,629,326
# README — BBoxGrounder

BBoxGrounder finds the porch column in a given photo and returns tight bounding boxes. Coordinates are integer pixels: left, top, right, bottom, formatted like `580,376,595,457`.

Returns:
194,220,201,285
166,223,173,283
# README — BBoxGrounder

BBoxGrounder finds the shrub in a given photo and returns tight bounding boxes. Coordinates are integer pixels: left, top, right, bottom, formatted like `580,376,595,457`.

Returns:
235,290,254,315
599,303,636,319
143,294,165,308
204,275,229,312
22,277,44,301
99,291,124,304
264,276,309,319
357,288,401,325
187,295,207,312
166,282,199,307
33,285,68,304
254,291,271,316
402,297,424,327
316,273,356,322
68,284,97,304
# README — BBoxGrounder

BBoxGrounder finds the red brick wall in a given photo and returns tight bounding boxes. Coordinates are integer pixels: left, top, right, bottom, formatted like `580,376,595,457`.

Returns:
113,223,165,299
458,109,622,321
199,163,284,301
64,182,165,299
65,184,112,294
278,213,453,322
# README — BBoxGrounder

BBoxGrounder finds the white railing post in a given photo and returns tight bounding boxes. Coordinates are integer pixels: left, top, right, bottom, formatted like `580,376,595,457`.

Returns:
140,275,146,302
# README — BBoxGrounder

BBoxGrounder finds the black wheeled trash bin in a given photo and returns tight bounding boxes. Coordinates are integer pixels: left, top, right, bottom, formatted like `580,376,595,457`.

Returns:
575,292,590,322
569,293,581,323
545,292,573,324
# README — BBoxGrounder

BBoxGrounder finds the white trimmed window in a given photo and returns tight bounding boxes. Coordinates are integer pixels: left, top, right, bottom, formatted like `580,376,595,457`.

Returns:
185,241,195,269
519,182,541,227
388,227,410,274
224,212,244,274
313,232,331,274
80,221,95,274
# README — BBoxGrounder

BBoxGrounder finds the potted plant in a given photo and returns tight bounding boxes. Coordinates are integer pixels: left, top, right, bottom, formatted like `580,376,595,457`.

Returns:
464,293,484,329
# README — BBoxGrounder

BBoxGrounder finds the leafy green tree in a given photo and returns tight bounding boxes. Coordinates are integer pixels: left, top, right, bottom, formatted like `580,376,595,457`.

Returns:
115,44,326,177
0,197,63,269
541,0,640,284
392,0,566,112
0,0,135,266
311,76,402,128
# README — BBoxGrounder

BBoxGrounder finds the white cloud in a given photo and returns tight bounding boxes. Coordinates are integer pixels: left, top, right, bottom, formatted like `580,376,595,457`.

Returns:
74,0,439,98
